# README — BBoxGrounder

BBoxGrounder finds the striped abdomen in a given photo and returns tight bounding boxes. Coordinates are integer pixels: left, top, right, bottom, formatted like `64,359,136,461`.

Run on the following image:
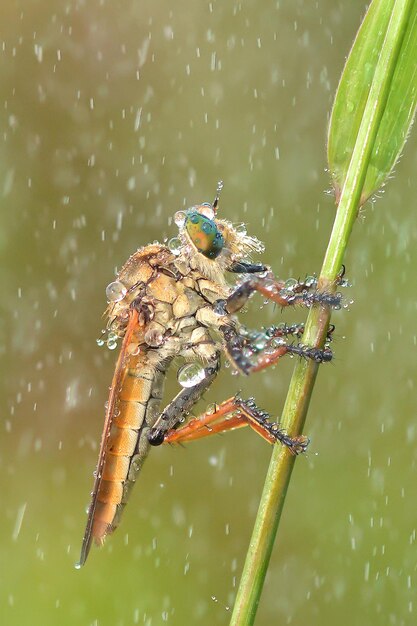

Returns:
91,348,169,544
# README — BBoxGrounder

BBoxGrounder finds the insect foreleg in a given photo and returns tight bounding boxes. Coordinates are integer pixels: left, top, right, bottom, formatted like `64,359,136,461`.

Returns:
216,273,342,315
147,357,220,446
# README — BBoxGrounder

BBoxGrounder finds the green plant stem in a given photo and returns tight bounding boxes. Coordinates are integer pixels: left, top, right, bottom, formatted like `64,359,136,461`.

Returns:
229,2,413,624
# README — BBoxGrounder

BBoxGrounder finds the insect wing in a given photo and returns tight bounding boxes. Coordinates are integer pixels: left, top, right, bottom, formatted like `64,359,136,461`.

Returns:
77,309,140,567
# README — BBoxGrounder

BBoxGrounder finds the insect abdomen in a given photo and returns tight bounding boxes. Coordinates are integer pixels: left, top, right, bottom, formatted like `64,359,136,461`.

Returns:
91,351,168,545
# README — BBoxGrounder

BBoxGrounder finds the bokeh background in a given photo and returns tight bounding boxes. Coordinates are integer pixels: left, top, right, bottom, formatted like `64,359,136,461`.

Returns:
1,1,417,625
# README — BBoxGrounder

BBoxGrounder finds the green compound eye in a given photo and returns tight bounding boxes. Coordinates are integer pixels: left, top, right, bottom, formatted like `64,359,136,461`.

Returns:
184,210,224,259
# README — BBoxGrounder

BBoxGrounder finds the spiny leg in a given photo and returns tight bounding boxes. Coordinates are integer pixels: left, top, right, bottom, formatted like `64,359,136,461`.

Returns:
246,323,335,373
227,261,268,274
260,322,334,342
164,396,309,455
215,272,341,316
221,324,333,375
147,357,220,446
247,341,332,374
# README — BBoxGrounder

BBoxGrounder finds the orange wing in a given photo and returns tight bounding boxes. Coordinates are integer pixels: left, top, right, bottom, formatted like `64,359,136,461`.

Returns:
77,309,140,567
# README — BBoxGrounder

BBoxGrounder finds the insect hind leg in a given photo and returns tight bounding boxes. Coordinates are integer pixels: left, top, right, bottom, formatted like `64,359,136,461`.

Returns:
164,395,309,455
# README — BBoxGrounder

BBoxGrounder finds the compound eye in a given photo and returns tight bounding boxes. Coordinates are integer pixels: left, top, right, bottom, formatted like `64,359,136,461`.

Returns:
184,210,224,259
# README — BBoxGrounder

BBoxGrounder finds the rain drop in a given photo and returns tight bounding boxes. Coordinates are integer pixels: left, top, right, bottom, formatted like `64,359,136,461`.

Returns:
174,211,187,227
177,363,206,388
304,275,316,288
127,343,141,356
168,237,182,255
144,328,164,347
254,337,267,351
107,331,119,350
198,203,215,219
106,281,127,302
284,278,298,291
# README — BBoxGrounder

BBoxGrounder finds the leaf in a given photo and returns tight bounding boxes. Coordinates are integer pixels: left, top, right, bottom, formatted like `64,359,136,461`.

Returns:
328,0,417,205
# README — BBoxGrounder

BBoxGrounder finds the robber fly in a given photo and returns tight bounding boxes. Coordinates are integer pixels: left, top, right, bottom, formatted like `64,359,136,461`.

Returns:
77,182,343,566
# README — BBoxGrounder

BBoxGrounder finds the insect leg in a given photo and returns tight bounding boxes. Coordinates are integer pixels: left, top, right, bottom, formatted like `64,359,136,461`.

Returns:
247,342,332,373
216,272,342,315
147,357,220,446
227,261,268,274
263,322,335,342
221,325,332,375
164,395,308,455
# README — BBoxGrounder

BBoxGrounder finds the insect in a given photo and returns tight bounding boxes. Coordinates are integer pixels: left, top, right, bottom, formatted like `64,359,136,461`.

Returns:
77,182,343,566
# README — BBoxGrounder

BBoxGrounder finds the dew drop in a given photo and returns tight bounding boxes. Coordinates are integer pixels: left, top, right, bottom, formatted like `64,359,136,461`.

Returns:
106,331,119,350
304,275,316,288
127,343,141,356
254,337,267,351
177,363,206,388
198,203,215,219
144,328,164,347
168,237,182,255
235,223,247,235
174,211,186,227
106,281,127,302
284,278,298,291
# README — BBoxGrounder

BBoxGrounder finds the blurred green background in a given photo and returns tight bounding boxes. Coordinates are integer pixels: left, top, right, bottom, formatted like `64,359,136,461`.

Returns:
1,1,417,625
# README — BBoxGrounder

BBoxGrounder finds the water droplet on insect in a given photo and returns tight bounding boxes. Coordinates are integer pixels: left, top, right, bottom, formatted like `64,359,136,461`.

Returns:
144,328,164,347
106,331,118,350
127,343,141,356
96,337,105,347
254,337,267,350
304,275,316,288
168,237,182,255
198,204,215,219
235,223,247,235
106,281,127,302
174,211,186,227
177,363,206,388
284,278,298,291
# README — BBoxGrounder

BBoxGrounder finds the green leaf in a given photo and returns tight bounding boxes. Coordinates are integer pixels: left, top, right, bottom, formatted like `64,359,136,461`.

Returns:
328,0,417,205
